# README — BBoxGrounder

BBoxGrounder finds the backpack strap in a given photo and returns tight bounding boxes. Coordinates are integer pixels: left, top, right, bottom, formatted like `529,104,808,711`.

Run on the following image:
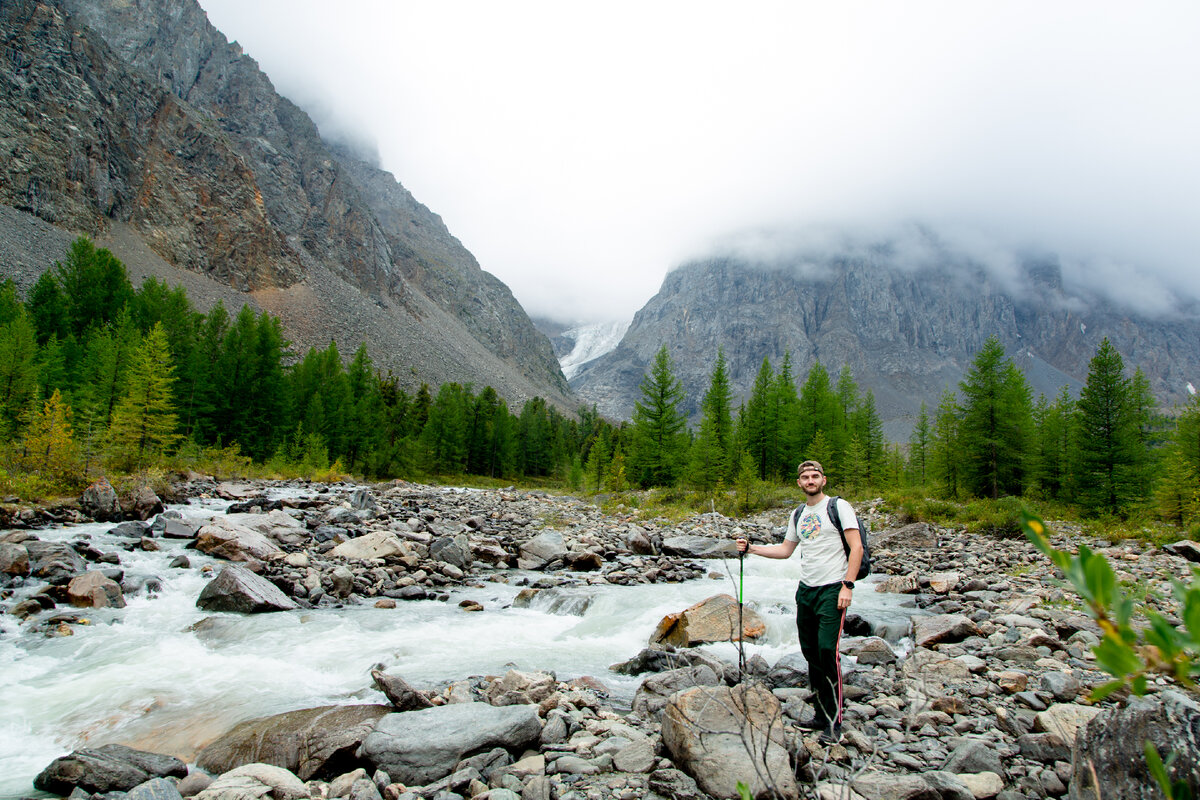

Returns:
826,495,843,533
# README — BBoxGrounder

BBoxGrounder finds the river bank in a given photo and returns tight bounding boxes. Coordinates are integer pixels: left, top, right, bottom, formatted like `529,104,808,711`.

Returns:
2,476,1198,799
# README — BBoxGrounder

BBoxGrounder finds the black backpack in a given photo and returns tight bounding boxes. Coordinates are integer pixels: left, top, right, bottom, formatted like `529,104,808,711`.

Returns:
793,495,871,579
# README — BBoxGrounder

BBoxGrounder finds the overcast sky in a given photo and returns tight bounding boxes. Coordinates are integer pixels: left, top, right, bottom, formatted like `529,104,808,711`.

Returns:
198,1,1200,325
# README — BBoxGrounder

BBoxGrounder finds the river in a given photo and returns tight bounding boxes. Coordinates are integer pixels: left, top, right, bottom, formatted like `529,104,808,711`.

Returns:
0,488,919,798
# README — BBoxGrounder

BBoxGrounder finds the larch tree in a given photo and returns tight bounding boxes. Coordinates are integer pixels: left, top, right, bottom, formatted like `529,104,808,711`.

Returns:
958,336,1032,498
107,323,180,468
689,348,735,489
1074,338,1147,514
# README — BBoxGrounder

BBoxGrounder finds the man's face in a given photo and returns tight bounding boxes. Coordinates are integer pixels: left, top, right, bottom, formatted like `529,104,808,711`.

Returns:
797,469,825,495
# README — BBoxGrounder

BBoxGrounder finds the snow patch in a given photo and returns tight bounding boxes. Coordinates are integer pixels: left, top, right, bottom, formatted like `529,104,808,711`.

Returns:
1188,382,1197,396
559,320,630,380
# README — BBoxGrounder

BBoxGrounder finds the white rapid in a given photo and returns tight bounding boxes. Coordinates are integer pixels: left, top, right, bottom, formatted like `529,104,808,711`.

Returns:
0,493,916,798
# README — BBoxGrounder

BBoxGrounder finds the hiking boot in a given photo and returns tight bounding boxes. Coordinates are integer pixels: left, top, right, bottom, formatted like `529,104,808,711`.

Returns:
796,716,829,732
818,723,843,745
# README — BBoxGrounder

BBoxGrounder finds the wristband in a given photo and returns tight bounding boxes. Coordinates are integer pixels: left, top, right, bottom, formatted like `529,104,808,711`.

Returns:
841,580,855,590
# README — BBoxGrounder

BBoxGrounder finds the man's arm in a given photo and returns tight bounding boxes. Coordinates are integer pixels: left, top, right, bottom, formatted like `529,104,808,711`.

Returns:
842,527,863,579
738,539,797,559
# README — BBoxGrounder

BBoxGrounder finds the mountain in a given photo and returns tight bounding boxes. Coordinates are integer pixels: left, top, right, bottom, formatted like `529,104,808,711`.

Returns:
534,317,630,381
0,0,571,407
570,233,1200,438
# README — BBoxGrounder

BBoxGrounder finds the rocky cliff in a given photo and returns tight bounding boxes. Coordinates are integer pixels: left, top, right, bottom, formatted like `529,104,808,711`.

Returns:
0,0,569,405
570,244,1200,437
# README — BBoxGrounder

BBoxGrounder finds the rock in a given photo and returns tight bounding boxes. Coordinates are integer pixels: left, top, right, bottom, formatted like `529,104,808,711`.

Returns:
34,744,187,794
0,541,30,575
649,594,765,647
920,772,976,800
660,535,737,559
110,521,150,538
875,522,937,548
331,531,412,561
1017,732,1071,763
851,771,941,800
485,669,557,706
610,646,733,681
661,683,798,800
941,739,1006,777
196,565,299,613
648,768,704,800
67,570,127,608
613,739,656,773
196,704,391,780
632,665,723,719
80,477,122,522
194,763,308,800
844,637,896,665
1038,672,1081,702
430,535,473,569
330,565,356,597
564,550,603,571
517,531,567,570
996,671,1028,693
956,772,1004,800
875,572,920,593
372,670,433,711
178,771,214,797
927,572,960,593
913,614,980,647
1034,703,1102,743
161,518,202,539
626,527,656,555
1163,540,1200,562
357,702,542,785
1070,690,1200,799
24,540,88,583
128,776,185,800
127,485,165,521
195,518,285,563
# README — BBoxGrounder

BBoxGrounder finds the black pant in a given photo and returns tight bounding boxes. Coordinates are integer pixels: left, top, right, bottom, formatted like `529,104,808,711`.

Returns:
795,581,845,726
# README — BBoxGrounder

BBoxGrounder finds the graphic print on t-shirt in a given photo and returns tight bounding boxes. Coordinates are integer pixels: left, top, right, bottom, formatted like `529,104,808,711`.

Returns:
798,508,822,541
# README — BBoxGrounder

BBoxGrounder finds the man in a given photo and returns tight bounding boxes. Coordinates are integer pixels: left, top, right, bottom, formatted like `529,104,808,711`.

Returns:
736,459,863,744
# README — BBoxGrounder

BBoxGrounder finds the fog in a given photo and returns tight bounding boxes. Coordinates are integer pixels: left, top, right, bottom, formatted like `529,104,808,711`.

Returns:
197,1,1200,323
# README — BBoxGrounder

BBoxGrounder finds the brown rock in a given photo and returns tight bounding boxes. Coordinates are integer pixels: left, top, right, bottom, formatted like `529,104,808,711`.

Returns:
650,594,765,648
67,571,126,609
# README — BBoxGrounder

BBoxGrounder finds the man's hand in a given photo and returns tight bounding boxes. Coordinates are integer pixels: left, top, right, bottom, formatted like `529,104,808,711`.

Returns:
736,538,749,554
837,585,853,610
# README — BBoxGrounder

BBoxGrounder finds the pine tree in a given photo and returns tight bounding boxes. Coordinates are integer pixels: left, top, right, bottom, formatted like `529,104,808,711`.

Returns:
1074,338,1146,514
688,348,735,489
958,336,1032,498
108,324,180,467
741,358,774,480
630,346,688,486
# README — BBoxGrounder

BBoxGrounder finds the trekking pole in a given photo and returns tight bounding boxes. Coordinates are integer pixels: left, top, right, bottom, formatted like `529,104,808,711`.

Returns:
737,547,746,683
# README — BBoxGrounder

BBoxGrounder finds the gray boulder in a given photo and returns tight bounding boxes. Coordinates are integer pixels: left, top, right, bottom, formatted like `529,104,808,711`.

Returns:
941,739,1006,777
1163,540,1200,562
194,764,307,800
196,704,391,780
196,565,298,613
430,534,473,569
24,540,87,584
357,702,542,785
34,744,187,794
128,777,185,800
660,535,737,559
631,665,723,719
372,670,433,711
661,684,798,800
1070,690,1200,800
0,541,29,576
518,531,567,570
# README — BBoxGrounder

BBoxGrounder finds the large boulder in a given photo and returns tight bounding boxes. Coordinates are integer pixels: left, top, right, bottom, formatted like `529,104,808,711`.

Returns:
371,670,434,711
0,541,30,575
650,594,765,648
429,534,473,569
67,570,126,608
34,744,187,795
195,518,285,563
80,477,122,522
329,531,412,561
518,531,567,570
357,702,543,785
196,704,392,780
661,684,798,800
24,540,87,584
1163,540,1200,562
196,565,298,613
125,485,164,521
632,665,724,719
1070,690,1200,800
660,536,737,559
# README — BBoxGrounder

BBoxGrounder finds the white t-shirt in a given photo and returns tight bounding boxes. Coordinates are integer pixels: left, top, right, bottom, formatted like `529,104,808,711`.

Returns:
784,496,860,587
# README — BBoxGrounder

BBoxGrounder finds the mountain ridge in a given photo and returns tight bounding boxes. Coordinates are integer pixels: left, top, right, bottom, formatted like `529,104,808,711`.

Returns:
0,0,571,407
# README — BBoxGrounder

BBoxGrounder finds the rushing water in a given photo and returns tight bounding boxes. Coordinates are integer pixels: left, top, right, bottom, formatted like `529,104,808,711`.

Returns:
0,490,919,798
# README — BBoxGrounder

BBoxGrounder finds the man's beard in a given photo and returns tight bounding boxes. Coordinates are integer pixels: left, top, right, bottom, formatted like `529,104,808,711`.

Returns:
802,484,823,497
